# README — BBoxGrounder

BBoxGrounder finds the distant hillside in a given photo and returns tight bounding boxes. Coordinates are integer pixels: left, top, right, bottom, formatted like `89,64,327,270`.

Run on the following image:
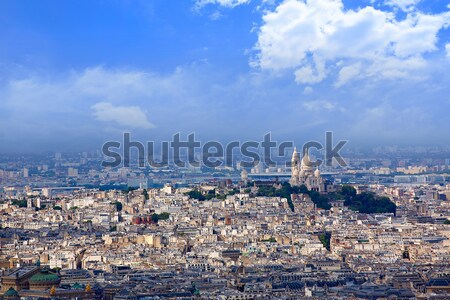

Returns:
255,182,396,214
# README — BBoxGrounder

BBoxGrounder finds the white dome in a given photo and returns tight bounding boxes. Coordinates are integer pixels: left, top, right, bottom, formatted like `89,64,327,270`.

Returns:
314,168,320,177
291,147,300,162
301,149,313,171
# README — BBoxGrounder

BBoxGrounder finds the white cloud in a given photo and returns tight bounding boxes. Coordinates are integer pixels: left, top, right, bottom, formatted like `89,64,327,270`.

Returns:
254,0,450,85
294,55,327,84
210,11,223,20
0,62,449,151
303,86,313,94
0,66,191,149
446,43,450,58
385,0,421,12
195,0,250,9
91,102,155,129
365,56,427,79
303,100,336,111
335,63,361,87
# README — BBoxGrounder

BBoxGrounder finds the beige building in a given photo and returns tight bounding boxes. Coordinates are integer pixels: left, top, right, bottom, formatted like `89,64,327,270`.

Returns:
290,148,325,192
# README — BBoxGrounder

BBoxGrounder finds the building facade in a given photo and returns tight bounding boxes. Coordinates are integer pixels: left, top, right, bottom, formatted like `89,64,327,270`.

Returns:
290,148,325,192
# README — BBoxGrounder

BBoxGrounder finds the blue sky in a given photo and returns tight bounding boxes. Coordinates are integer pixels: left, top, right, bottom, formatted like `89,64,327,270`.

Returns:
0,0,449,152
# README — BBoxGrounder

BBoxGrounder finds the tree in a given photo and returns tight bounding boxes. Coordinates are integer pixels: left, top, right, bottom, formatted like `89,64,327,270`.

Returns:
262,237,277,243
341,185,357,197
12,199,27,208
142,189,149,200
298,184,309,194
319,232,331,251
255,182,296,212
151,213,159,223
186,190,206,201
158,212,170,220
113,201,123,212
309,191,331,210
343,192,396,214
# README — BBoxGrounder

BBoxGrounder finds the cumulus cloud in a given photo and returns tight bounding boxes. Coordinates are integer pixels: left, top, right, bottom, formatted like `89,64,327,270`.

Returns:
0,66,194,151
210,11,224,20
0,62,449,152
195,0,250,9
254,0,450,85
335,63,361,87
384,0,421,11
303,86,313,94
91,102,155,129
294,56,327,84
303,100,336,111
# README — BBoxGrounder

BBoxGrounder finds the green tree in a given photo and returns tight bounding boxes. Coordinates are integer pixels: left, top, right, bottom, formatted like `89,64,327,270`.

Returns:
151,213,159,223
113,201,123,212
298,184,309,194
158,212,170,220
12,199,27,207
319,232,331,251
185,188,218,201
343,192,396,214
255,182,295,212
341,185,357,197
262,237,277,243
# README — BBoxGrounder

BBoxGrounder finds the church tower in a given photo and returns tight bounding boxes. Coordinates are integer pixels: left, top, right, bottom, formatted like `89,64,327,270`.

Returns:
290,147,300,186
290,147,325,192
